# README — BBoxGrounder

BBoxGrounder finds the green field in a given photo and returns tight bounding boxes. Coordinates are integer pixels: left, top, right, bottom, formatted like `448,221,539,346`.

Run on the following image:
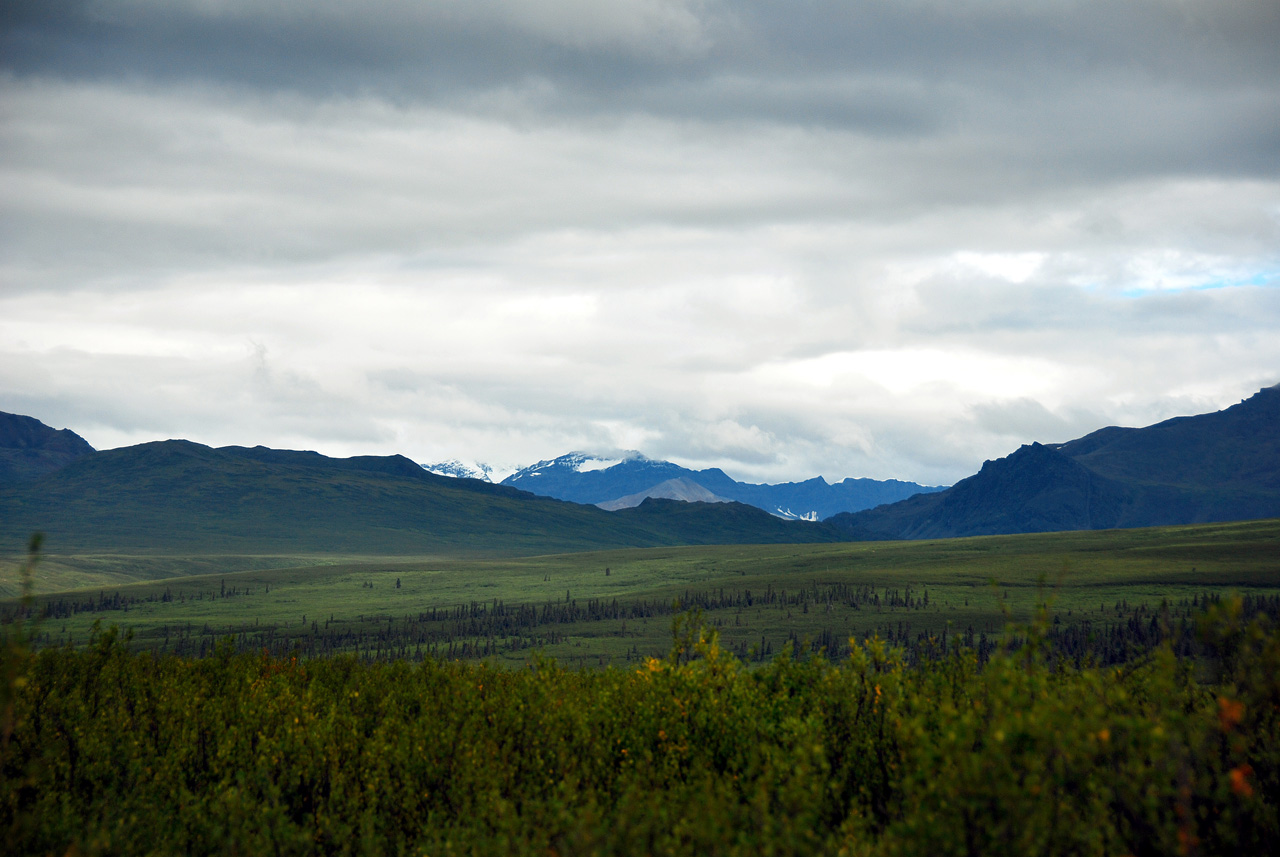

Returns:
6,518,1278,667
5,520,1280,854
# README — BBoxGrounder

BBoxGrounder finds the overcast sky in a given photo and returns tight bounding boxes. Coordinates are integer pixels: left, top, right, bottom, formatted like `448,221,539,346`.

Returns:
2,1,1278,486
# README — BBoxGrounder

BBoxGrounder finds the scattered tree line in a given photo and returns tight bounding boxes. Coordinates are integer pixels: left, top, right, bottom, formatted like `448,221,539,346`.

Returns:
8,573,1278,670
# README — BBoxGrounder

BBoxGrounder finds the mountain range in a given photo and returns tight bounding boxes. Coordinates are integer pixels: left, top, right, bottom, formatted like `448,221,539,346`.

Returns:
3,384,1277,555
427,451,944,521
0,421,842,555
827,383,1280,540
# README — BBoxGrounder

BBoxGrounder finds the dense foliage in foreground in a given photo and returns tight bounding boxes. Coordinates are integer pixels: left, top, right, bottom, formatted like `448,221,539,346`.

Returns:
3,605,1278,856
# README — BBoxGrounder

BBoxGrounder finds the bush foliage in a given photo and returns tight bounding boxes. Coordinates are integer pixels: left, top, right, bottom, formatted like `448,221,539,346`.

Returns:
2,602,1277,856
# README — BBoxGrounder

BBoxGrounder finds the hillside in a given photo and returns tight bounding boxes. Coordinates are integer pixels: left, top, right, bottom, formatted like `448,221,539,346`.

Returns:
597,477,733,510
499,452,942,519
0,412,95,484
828,384,1280,540
609,496,843,544
0,437,841,555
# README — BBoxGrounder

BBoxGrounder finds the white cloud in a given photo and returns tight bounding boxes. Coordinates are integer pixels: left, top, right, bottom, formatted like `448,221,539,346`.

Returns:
952,252,1045,284
758,349,1066,401
2,2,1278,485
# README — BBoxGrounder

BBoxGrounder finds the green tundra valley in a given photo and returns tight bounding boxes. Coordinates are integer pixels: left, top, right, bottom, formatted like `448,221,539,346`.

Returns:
7,519,1280,668
4,518,1279,855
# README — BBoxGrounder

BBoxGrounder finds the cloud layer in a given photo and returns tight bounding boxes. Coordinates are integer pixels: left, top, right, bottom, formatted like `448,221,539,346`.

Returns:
2,1,1278,484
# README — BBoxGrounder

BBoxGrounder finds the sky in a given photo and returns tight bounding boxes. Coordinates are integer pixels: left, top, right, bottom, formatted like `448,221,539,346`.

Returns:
2,0,1278,487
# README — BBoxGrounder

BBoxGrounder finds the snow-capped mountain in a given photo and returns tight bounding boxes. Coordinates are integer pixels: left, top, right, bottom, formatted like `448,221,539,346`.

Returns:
510,450,649,477
422,459,510,483
502,451,693,504
425,452,647,487
499,451,945,520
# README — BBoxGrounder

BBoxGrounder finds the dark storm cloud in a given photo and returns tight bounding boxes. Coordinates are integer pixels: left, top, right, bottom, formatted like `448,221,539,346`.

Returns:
6,3,1278,255
13,1,1279,87
6,2,1278,154
0,1,705,96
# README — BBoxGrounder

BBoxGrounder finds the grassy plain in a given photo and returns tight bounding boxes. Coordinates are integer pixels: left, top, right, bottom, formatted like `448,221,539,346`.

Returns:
6,518,1279,667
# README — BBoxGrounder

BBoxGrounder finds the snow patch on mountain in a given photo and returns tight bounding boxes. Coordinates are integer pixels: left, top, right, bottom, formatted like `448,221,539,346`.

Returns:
774,508,820,522
507,450,648,480
577,457,623,473
422,459,515,483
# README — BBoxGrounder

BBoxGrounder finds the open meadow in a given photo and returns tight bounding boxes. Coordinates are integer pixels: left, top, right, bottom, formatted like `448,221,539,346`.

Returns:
7,518,1279,667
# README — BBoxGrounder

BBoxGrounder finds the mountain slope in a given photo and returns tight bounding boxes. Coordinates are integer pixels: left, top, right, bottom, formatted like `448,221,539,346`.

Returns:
501,452,942,519
0,439,841,555
1059,386,1280,492
611,497,845,544
828,384,1280,540
0,412,95,484
706,474,945,521
597,477,733,511
502,452,688,504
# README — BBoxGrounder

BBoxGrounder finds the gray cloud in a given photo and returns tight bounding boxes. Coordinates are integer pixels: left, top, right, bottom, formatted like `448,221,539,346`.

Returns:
1,1,1278,484
9,0,1278,194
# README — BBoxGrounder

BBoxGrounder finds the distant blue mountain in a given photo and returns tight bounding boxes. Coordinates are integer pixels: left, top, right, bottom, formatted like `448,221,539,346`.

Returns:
498,451,944,520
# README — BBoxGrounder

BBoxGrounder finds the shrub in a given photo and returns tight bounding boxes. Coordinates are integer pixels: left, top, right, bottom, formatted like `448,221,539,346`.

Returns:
1,603,1275,855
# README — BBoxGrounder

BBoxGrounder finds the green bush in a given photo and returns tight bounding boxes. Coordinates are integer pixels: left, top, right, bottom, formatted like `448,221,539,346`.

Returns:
2,605,1276,855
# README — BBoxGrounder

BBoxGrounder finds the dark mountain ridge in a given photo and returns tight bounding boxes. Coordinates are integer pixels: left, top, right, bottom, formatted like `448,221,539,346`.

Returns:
0,412,95,485
0,435,842,554
829,384,1280,540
